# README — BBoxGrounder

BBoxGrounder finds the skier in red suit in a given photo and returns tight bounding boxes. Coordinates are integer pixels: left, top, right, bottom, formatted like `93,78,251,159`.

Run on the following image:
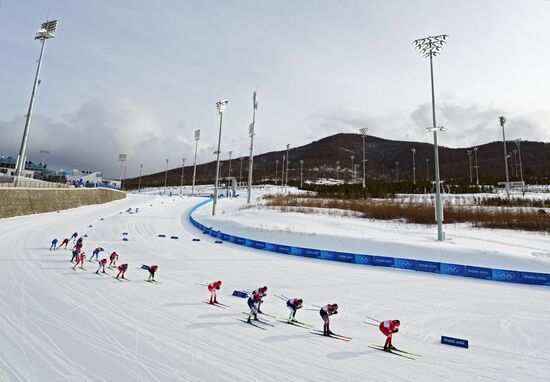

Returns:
379,320,400,351
208,281,222,304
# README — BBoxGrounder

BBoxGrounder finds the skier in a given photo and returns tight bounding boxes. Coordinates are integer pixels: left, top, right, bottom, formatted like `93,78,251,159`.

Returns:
70,232,78,243
286,298,303,322
50,238,58,251
59,238,70,249
76,236,84,246
95,258,107,274
208,280,222,304
89,247,104,262
141,264,158,281
109,252,118,268
72,252,86,270
319,303,338,336
246,292,262,322
116,263,128,279
379,320,400,351
70,248,80,263
252,286,268,313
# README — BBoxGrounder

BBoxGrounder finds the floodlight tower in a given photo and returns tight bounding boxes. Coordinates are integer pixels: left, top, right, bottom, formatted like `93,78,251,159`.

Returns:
413,34,448,241
137,164,143,192
284,144,290,192
359,128,368,188
239,157,244,185
395,161,400,182
247,91,258,203
300,159,304,188
227,151,233,178
191,129,200,195
411,148,416,185
212,99,228,215
350,155,354,183
467,150,473,184
499,116,510,198
515,139,524,187
39,149,50,168
275,159,279,185
15,20,59,181
118,154,127,190
163,158,169,195
336,161,340,181
473,147,479,186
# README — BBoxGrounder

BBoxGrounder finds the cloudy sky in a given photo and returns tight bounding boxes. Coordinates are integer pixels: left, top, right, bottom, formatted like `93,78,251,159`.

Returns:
1,0,549,178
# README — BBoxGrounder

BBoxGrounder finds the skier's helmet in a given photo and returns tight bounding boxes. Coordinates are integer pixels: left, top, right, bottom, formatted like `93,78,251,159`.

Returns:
332,304,338,310
393,320,401,326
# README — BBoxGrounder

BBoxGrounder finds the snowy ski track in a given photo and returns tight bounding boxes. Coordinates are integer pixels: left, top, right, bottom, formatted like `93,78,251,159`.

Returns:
0,194,549,381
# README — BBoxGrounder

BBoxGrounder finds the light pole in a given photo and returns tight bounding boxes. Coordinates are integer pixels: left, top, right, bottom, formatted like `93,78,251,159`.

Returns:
275,159,279,185
300,159,304,188
191,129,200,195
212,99,228,215
411,148,416,185
137,164,143,192
247,91,258,204
282,155,285,188
15,20,59,182
467,150,473,184
239,157,244,185
39,149,50,170
122,165,127,190
350,155,354,183
180,158,186,195
118,154,127,190
395,161,400,182
359,128,368,188
499,116,510,198
515,139,524,187
414,34,448,241
227,151,233,178
285,144,290,193
163,158,169,195
512,149,518,178
473,147,479,186
336,161,340,181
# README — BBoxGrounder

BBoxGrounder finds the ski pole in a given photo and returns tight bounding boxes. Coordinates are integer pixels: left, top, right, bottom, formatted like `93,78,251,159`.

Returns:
194,282,208,286
365,316,380,323
311,304,322,308
362,321,378,327
274,295,287,301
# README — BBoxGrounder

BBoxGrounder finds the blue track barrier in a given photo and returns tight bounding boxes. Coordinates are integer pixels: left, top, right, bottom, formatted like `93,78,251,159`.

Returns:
188,199,550,287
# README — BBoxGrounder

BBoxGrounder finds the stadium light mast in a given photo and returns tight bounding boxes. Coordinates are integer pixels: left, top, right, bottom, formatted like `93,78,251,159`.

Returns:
247,91,258,203
300,159,304,188
467,150,473,184
15,20,59,182
414,33,448,241
227,151,233,178
411,148,416,185
118,154,127,190
239,157,244,185
515,139,524,188
395,161,400,182
350,155,354,183
137,164,143,193
425,158,430,181
275,159,279,185
499,116,510,198
336,160,340,181
282,155,285,189
39,149,50,169
163,158,169,195
473,147,479,186
191,129,200,195
359,128,368,189
285,144,290,193
212,99,228,215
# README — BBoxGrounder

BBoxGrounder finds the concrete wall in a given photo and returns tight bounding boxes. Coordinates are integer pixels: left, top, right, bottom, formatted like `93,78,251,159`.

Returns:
0,188,126,219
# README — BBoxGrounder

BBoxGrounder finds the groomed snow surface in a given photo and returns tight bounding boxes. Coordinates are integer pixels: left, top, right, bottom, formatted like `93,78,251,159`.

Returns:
1,190,549,381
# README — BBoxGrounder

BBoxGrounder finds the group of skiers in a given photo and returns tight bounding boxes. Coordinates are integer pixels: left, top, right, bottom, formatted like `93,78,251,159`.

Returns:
206,281,400,350
49,232,158,281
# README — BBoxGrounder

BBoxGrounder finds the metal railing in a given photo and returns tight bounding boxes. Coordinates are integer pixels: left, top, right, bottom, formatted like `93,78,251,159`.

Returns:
0,177,73,189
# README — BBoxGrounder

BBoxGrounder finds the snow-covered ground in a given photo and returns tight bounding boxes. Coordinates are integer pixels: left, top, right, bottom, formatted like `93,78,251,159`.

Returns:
1,191,549,381
195,192,550,273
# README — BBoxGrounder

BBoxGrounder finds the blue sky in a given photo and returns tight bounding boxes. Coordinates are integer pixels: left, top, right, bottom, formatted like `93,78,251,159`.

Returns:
1,0,549,177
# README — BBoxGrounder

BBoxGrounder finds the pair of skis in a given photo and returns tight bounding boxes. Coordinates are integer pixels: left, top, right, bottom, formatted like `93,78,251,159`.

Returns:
202,300,229,308
368,344,421,360
238,313,274,330
309,329,352,341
